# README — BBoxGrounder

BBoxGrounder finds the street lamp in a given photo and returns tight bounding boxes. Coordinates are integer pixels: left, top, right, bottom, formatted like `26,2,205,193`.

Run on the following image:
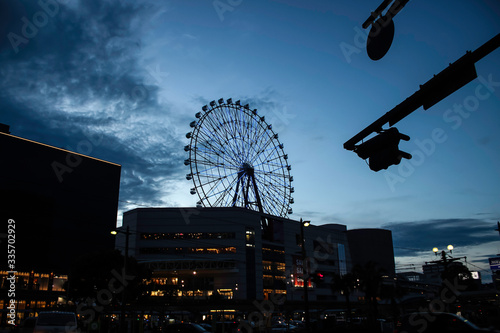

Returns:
111,226,132,333
299,218,311,333
110,225,131,259
433,245,454,259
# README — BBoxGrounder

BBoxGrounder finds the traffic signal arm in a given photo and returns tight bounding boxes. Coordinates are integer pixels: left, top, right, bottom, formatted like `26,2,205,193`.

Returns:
343,92,421,151
344,33,500,152
362,0,410,29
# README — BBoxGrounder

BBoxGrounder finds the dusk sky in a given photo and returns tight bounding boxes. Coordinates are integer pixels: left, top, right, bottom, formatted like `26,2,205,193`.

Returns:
1,0,499,280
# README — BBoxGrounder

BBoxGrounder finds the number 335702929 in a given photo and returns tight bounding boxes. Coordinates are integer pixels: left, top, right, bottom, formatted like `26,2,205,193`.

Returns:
7,219,15,267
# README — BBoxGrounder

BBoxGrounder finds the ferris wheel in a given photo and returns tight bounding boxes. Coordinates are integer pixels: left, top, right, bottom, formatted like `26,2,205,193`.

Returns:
184,98,294,218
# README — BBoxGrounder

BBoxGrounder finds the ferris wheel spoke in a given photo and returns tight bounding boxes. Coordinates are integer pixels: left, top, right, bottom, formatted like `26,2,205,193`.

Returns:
259,164,289,175
253,144,284,166
196,125,225,150
265,181,288,199
196,168,237,182
253,159,286,171
214,176,239,207
258,176,288,203
253,166,287,180
197,127,242,167
253,172,286,184
196,174,226,187
261,154,286,164
217,107,246,160
247,125,269,157
197,168,240,183
195,150,240,171
232,110,247,155
250,139,279,165
194,144,224,158
194,146,224,163
199,177,230,202
253,167,285,177
203,177,239,205
242,113,259,160
210,184,231,206
197,118,230,150
199,113,242,161
246,126,268,154
192,159,225,169
261,193,282,217
262,188,286,216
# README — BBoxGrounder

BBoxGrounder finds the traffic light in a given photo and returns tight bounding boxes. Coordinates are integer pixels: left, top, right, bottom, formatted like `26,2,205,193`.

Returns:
311,273,324,285
354,127,411,171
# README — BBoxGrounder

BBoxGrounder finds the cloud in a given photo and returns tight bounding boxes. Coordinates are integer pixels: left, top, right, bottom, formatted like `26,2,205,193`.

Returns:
382,218,500,258
0,1,305,218
0,0,187,214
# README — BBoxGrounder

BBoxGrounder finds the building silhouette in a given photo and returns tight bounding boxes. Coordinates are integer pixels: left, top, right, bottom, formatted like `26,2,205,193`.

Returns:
0,125,121,324
347,228,396,276
0,126,121,273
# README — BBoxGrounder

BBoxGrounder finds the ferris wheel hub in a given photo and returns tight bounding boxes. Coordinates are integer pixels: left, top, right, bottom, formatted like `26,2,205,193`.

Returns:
241,162,254,173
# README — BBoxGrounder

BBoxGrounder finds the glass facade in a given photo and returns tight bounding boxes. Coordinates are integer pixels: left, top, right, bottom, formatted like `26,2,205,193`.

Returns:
139,247,236,255
0,271,66,292
338,243,347,275
0,271,67,325
141,232,235,240
262,244,287,299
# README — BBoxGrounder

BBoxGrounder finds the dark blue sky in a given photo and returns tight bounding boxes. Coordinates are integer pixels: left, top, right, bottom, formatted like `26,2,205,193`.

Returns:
1,0,499,279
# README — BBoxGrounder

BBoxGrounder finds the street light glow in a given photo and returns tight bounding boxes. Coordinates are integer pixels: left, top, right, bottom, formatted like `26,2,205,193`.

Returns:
111,231,118,235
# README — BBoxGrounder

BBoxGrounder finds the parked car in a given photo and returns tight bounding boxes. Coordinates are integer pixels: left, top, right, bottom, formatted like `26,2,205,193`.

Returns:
271,323,297,332
394,312,499,333
163,323,208,333
20,316,37,333
33,311,77,333
214,321,241,333
198,323,212,331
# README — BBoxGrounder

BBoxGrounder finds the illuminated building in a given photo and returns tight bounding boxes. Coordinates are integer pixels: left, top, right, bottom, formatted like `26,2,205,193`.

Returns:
117,207,352,302
0,271,68,313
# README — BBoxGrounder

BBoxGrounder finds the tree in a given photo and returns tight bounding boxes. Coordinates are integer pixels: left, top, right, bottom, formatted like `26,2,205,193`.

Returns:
68,249,151,304
331,272,356,323
352,261,386,327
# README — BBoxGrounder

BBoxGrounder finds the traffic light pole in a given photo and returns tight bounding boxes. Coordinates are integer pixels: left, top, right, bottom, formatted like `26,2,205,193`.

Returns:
344,33,500,152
